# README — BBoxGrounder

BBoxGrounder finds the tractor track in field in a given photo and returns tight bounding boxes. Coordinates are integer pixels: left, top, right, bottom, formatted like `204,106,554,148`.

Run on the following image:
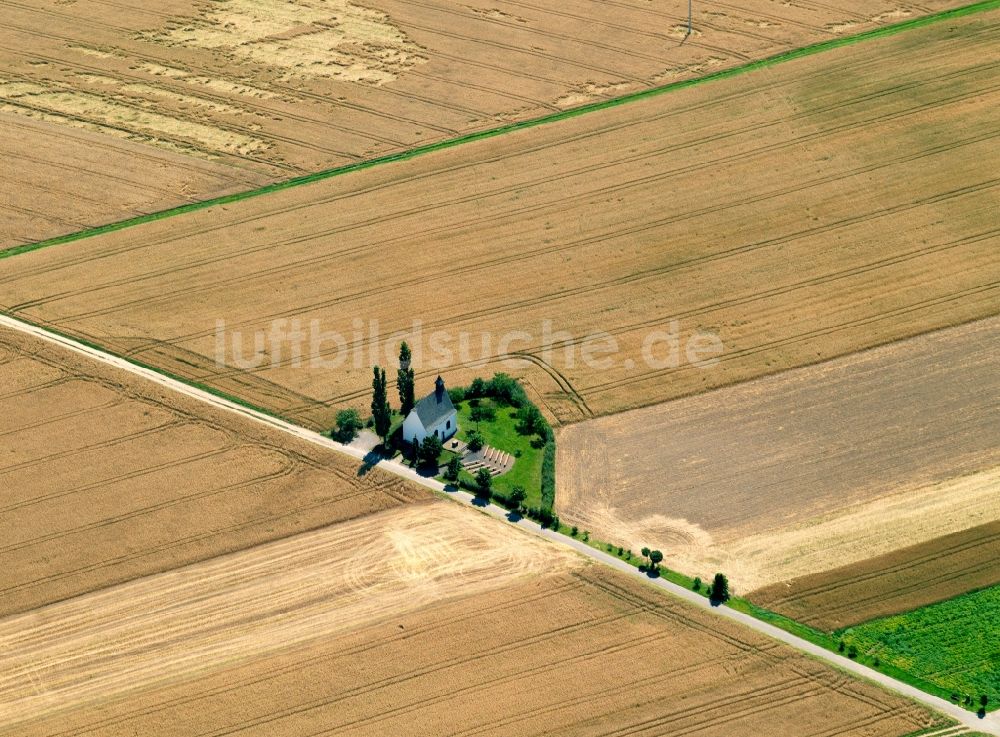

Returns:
2,0,996,261
19,55,998,330
4,16,993,283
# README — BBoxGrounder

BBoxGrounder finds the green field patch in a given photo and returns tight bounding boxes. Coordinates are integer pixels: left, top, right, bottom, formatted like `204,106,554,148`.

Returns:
840,585,1000,711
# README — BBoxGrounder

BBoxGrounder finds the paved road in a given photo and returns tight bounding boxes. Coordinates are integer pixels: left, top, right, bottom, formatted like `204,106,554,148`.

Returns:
3,313,997,735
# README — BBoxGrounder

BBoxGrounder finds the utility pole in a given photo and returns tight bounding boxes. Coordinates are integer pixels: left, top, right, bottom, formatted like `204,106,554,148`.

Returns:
687,0,693,36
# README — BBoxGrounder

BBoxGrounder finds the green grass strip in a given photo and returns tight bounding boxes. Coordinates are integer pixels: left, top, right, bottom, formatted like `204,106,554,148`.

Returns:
3,0,998,261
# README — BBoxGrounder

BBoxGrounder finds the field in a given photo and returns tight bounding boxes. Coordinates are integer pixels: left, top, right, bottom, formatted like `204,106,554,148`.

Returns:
751,520,1000,631
1,8,998,430
840,584,1000,708
0,323,428,618
0,0,966,247
1,551,945,736
557,317,1000,596
0,111,266,247
0,501,581,728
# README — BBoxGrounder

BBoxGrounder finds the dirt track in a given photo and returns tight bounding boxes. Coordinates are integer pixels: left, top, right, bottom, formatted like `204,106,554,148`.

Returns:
4,565,942,737
557,317,1000,593
0,324,427,618
0,0,965,246
1,9,996,427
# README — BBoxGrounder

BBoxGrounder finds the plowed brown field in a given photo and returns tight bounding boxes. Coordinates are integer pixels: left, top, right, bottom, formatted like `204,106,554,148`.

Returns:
1,10,997,428
0,324,428,618
557,317,1000,595
751,521,1000,631
0,0,964,246
2,557,944,737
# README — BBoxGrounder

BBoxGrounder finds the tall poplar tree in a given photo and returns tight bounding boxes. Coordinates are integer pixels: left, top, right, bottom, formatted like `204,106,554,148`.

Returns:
371,366,392,442
397,342,415,416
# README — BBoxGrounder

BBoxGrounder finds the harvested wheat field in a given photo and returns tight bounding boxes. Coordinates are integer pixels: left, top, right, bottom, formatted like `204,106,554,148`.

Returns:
0,502,580,729
0,323,428,618
752,520,1000,631
557,317,1000,596
0,0,964,247
1,549,946,737
0,111,267,247
2,8,998,428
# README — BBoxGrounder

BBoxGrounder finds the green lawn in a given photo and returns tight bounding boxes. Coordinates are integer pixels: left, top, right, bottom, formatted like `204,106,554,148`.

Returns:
453,400,545,508
840,585,1000,709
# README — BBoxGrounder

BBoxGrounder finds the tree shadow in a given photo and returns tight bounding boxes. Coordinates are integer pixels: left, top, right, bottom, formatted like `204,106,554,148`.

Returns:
357,448,385,477
413,461,448,479
470,496,490,508
505,509,523,523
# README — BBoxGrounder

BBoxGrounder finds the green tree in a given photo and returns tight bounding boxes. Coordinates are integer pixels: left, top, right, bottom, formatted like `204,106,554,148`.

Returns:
640,546,651,568
693,577,702,592
418,434,443,469
397,342,415,416
470,402,496,424
649,550,664,571
370,366,392,442
333,408,362,443
516,403,546,436
487,373,522,405
509,485,527,510
445,455,461,482
467,429,484,452
710,573,730,603
475,467,493,500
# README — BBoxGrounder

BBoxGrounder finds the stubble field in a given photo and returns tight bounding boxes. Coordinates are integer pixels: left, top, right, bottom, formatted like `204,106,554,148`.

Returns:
557,317,1000,603
0,0,966,247
1,9,997,429
1,554,945,737
0,324,427,618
